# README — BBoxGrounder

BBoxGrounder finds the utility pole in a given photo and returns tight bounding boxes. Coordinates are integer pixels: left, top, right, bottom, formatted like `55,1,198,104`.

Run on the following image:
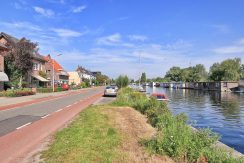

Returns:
52,54,62,92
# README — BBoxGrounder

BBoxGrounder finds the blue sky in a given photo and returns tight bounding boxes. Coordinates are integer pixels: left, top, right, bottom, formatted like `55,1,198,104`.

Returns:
1,0,244,79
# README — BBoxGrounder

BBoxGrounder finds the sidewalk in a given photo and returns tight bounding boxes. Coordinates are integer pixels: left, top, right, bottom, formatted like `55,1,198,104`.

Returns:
0,91,70,107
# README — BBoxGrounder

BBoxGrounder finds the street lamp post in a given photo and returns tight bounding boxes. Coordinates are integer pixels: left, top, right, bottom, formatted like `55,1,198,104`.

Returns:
52,54,62,92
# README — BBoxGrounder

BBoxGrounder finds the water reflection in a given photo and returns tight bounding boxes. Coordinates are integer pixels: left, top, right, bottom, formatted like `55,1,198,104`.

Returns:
146,86,244,153
209,92,241,122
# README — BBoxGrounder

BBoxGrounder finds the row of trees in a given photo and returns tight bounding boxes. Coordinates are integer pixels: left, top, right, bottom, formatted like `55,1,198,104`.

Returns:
140,58,244,83
163,58,244,82
164,64,208,82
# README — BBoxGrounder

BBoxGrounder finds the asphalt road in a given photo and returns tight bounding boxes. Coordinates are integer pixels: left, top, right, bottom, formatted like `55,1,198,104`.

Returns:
0,88,102,136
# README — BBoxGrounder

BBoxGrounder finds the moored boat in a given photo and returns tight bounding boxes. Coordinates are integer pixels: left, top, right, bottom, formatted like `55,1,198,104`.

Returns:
151,93,170,101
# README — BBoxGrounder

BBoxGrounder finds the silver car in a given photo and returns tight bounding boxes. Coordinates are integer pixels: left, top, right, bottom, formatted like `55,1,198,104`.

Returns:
104,86,118,97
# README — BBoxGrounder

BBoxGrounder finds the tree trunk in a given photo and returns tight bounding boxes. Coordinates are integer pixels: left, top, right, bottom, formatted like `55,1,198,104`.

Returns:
18,75,22,88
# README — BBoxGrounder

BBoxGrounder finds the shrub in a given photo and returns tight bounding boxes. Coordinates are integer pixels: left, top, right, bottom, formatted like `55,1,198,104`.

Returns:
116,75,129,88
37,88,53,93
55,87,63,92
0,88,35,97
80,82,87,88
36,87,64,93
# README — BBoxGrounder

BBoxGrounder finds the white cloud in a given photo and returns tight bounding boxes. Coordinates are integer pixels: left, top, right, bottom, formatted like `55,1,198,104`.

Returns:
72,5,87,13
97,33,134,47
51,28,83,37
33,6,54,17
56,39,194,78
214,38,244,54
239,38,244,44
97,33,121,44
214,46,244,54
1,21,42,31
129,35,148,41
211,24,230,33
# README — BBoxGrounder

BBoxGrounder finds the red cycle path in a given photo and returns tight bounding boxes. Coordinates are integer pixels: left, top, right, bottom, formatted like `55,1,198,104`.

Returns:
0,91,103,163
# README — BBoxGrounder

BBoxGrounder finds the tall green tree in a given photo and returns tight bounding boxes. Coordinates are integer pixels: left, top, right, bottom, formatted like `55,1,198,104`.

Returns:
116,75,129,88
209,58,242,81
165,66,182,82
95,74,109,85
140,72,146,83
241,64,244,78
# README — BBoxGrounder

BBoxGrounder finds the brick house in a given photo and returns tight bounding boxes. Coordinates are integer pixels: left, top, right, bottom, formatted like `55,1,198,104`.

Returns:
0,43,9,91
44,55,69,86
0,32,49,88
28,53,49,88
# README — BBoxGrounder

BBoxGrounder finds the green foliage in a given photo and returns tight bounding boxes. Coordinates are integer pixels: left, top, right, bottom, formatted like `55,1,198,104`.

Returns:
116,75,129,88
4,38,38,87
82,78,91,87
0,88,35,97
80,82,88,88
55,87,63,92
165,66,182,82
96,74,109,85
140,72,147,83
4,55,22,87
36,87,63,93
209,58,242,81
164,64,208,82
241,64,244,78
39,71,48,79
114,88,243,162
41,106,121,162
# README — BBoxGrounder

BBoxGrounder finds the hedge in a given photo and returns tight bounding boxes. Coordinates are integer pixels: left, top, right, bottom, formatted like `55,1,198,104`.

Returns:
0,89,35,97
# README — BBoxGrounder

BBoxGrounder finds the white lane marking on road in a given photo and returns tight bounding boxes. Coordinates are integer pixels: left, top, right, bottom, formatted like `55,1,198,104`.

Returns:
66,105,72,108
16,122,31,130
41,114,50,119
55,109,63,112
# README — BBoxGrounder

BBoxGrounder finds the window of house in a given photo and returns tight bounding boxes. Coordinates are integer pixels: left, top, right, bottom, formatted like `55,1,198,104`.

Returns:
33,63,38,70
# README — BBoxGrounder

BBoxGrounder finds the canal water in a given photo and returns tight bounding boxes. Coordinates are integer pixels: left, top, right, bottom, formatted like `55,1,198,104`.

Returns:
146,86,244,154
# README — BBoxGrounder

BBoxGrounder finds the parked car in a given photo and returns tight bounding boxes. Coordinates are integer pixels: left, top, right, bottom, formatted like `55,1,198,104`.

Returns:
104,86,118,97
62,84,69,91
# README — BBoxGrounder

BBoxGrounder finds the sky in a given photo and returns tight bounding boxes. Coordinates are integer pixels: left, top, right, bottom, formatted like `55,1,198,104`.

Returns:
0,0,244,79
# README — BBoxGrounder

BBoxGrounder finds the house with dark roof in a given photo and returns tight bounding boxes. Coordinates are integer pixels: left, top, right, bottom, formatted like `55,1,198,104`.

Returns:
0,42,9,90
0,32,49,88
76,65,96,85
44,55,69,86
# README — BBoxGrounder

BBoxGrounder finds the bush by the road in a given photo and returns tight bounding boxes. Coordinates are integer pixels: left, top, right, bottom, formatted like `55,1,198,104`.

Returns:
0,88,35,97
113,88,243,162
37,87,64,93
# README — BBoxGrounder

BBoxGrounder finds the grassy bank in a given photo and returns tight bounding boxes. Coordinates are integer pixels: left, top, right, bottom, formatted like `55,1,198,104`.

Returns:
41,88,243,162
113,88,244,163
41,105,121,162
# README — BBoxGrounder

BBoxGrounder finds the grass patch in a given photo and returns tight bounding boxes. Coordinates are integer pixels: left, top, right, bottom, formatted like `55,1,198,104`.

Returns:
41,105,121,163
113,88,244,162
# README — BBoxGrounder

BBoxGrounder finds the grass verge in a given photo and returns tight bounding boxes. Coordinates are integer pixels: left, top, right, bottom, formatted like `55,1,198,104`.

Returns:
113,87,244,163
41,105,120,163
